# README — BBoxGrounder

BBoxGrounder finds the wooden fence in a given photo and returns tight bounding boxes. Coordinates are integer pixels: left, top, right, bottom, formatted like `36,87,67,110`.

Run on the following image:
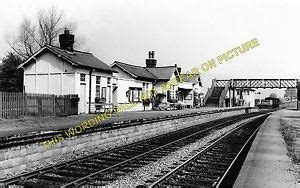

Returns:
0,92,78,118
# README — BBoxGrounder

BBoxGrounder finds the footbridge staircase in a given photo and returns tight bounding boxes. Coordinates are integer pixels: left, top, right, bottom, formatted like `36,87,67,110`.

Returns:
204,79,229,107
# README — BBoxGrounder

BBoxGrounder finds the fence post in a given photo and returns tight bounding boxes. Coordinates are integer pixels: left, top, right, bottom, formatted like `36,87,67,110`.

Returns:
53,95,56,116
24,93,27,116
297,81,300,110
37,97,42,116
64,95,67,115
4,92,7,118
11,92,15,118
0,92,2,118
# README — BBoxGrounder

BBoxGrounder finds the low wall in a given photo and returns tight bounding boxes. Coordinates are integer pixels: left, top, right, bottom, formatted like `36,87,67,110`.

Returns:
0,109,245,180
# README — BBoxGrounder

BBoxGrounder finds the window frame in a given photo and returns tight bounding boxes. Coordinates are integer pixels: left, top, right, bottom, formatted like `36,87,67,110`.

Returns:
101,87,107,102
128,87,142,102
96,85,101,98
80,73,86,82
96,76,101,85
108,86,112,103
95,76,101,99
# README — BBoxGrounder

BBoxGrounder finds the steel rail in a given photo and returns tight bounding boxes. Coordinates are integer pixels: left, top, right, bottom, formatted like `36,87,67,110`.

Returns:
149,114,269,187
62,113,265,187
1,111,263,187
214,121,261,187
0,107,246,149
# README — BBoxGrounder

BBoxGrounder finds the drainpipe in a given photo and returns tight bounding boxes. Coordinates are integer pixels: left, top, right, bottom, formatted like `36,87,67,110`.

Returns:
88,69,95,114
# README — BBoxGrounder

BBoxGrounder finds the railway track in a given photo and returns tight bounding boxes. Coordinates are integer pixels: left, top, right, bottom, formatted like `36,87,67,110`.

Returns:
0,108,245,149
1,111,266,188
149,114,269,187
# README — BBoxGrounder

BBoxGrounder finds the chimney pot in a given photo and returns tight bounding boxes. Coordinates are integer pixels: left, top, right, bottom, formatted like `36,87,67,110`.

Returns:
177,67,182,74
64,29,70,34
146,51,157,67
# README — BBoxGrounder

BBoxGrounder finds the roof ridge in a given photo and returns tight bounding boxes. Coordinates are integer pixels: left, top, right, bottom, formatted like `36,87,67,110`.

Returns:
115,61,145,68
48,45,93,55
146,65,176,68
116,61,177,69
19,45,116,73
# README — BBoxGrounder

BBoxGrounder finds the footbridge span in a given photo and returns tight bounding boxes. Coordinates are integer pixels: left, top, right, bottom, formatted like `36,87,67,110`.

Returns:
204,79,300,109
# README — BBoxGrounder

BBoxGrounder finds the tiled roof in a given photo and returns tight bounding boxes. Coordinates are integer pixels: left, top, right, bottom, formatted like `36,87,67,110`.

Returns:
19,45,117,73
113,61,156,80
179,73,201,84
146,66,177,80
112,61,178,81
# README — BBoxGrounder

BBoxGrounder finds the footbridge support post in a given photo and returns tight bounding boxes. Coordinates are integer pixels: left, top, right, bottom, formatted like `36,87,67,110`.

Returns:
297,81,300,110
232,88,235,107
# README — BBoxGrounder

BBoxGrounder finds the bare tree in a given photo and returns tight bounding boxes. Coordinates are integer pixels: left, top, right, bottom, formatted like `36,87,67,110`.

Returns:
8,6,82,59
284,88,297,101
9,19,38,58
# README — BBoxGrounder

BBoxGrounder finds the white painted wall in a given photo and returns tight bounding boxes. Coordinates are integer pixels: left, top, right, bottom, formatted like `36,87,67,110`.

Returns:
112,66,153,111
23,53,75,95
235,90,255,107
154,73,196,106
23,51,114,114
75,68,114,114
243,91,255,107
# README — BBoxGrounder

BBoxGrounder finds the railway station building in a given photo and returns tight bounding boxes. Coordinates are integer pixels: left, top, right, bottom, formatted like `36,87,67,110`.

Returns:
233,88,256,107
19,30,202,113
18,29,117,114
111,51,202,111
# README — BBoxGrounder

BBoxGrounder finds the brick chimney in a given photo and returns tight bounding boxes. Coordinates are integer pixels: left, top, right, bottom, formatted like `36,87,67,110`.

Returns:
59,29,74,51
146,51,157,68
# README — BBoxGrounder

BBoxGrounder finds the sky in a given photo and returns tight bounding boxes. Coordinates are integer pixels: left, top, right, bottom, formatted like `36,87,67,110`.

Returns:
0,0,299,98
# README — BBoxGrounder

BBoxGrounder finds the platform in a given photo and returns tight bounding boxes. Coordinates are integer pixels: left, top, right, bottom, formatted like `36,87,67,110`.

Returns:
0,107,244,138
234,110,298,188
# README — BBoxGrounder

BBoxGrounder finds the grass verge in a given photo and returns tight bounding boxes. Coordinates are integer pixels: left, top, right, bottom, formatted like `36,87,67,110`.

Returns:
280,119,297,163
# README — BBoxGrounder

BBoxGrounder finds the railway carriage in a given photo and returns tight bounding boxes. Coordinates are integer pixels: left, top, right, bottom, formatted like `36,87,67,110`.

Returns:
255,97,280,109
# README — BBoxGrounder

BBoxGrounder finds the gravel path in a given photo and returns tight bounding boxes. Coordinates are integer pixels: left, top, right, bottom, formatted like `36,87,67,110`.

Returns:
107,115,262,187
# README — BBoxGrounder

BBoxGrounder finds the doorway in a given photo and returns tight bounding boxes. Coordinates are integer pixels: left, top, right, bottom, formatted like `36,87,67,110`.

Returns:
79,83,86,113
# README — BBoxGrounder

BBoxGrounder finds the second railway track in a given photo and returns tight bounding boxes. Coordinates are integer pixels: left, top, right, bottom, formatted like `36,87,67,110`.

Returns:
1,111,268,188
150,113,269,187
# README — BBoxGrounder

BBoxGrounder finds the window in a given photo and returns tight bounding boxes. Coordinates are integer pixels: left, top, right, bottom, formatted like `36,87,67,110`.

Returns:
80,73,86,82
95,76,101,99
128,87,142,102
101,87,107,101
170,91,176,100
185,94,192,100
96,85,101,98
107,78,111,85
168,85,176,101
108,86,112,103
133,90,140,102
96,76,101,84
